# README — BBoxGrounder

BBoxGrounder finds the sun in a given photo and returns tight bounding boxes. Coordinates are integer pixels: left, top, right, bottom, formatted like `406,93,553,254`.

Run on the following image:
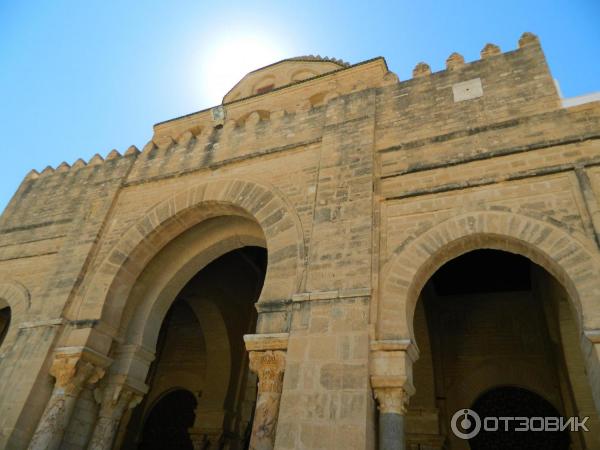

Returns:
197,34,289,106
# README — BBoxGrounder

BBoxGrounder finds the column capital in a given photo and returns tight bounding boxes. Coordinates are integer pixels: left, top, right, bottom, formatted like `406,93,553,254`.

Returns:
94,380,145,417
29,347,111,450
88,377,146,450
188,428,222,450
49,347,112,394
370,341,418,409
373,386,414,415
249,350,286,393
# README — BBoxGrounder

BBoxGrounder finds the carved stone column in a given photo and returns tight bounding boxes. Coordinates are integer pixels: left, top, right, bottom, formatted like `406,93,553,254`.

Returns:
244,333,288,450
373,386,413,450
87,379,144,450
248,351,285,450
370,340,419,450
28,347,110,450
188,428,222,450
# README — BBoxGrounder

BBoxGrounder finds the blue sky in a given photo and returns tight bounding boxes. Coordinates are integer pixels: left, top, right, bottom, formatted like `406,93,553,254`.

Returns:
1,0,599,212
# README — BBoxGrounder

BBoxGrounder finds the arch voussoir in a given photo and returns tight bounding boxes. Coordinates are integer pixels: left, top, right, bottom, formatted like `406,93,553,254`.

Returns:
379,209,600,342
173,190,190,213
76,178,304,325
248,191,275,216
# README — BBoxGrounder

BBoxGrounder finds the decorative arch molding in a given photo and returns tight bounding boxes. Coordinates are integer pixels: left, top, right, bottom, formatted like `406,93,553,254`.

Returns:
76,178,305,326
378,209,600,343
0,280,30,352
119,216,265,350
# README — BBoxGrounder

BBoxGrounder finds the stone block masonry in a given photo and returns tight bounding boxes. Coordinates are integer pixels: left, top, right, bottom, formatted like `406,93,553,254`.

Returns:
0,33,599,449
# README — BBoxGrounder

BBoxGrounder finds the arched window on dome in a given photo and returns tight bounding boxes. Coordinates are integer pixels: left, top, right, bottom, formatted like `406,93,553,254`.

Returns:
255,83,275,95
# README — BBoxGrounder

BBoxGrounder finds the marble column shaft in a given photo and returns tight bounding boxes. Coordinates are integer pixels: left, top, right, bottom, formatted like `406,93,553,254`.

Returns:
374,387,411,450
28,354,106,450
88,383,143,450
248,350,286,450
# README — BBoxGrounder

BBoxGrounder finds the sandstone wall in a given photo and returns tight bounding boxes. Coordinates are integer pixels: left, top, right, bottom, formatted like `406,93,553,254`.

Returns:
0,32,598,449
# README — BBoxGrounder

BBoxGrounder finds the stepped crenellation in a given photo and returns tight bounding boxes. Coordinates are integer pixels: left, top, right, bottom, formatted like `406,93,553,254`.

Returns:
446,52,466,71
407,32,537,80
412,62,431,78
105,149,121,160
55,162,70,172
480,43,501,58
72,158,86,169
88,154,104,165
30,145,140,179
29,32,545,181
124,145,140,156
519,31,540,47
2,29,600,450
155,32,543,141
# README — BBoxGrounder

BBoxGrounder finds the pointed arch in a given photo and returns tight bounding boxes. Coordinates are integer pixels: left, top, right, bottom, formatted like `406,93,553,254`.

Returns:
379,209,600,342
76,178,305,326
379,209,600,413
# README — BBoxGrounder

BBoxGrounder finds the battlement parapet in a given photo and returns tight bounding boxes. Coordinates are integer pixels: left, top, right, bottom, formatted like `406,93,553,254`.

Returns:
28,146,140,180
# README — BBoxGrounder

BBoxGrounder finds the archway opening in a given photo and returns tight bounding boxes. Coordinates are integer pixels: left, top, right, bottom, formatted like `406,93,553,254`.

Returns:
138,389,198,450
469,386,569,450
408,249,597,449
119,246,267,450
0,306,10,348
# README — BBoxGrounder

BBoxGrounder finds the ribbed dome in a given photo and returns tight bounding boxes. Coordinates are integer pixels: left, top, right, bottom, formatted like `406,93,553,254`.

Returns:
285,55,350,67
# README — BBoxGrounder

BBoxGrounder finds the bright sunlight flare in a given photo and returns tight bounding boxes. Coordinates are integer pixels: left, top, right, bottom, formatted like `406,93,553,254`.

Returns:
197,34,289,106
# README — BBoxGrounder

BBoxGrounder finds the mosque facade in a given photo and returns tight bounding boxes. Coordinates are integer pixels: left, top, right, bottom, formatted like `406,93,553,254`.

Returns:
0,32,599,449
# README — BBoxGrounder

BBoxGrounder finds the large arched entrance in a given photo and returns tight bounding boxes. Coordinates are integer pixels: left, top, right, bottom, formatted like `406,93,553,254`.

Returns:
408,249,598,449
115,245,267,449
36,180,305,450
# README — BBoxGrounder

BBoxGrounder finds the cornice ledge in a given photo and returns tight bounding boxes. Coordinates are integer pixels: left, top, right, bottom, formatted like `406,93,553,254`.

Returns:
244,332,290,351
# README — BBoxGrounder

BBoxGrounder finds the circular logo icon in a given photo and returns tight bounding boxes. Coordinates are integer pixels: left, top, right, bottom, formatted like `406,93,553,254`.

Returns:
451,409,481,440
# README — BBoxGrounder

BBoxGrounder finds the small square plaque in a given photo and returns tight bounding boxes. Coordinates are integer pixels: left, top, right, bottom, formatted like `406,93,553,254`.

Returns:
452,78,483,102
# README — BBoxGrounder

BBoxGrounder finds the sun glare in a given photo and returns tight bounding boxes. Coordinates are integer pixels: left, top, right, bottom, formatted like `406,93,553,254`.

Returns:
197,34,289,107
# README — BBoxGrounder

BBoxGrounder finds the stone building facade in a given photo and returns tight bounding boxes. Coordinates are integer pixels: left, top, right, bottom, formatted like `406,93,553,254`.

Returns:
0,32,599,449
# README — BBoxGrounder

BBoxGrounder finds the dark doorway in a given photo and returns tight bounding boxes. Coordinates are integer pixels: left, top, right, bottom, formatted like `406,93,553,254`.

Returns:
138,389,197,450
431,249,531,295
469,386,570,450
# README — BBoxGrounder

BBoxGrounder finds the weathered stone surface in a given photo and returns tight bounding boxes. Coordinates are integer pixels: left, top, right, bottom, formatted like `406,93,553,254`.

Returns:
0,33,599,450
